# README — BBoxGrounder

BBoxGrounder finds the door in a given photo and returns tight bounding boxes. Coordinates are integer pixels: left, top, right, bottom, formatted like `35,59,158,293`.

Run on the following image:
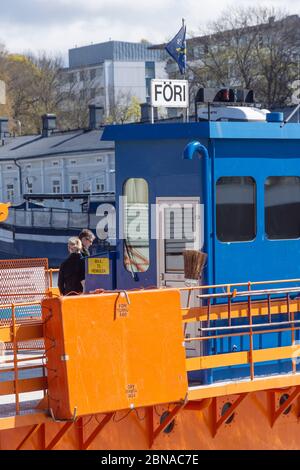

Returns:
156,197,202,288
156,197,203,358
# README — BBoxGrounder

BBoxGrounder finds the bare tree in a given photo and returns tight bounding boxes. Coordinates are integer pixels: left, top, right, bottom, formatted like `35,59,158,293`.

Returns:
58,68,104,129
187,6,299,107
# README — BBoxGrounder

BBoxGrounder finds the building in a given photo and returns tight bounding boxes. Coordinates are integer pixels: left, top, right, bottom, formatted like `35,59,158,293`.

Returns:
61,40,168,119
0,106,115,207
154,14,300,108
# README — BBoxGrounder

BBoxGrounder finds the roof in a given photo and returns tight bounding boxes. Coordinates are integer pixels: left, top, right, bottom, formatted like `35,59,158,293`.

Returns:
69,41,166,68
102,121,300,141
0,128,114,161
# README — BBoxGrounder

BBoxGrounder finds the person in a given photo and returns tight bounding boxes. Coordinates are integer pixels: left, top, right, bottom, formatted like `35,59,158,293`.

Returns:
78,229,96,257
58,237,85,296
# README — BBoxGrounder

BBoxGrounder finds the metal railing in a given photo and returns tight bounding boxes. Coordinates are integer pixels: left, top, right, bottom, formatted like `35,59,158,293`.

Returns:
181,278,300,383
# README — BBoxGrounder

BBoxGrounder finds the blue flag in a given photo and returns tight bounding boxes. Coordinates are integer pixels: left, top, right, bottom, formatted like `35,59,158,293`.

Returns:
165,25,186,74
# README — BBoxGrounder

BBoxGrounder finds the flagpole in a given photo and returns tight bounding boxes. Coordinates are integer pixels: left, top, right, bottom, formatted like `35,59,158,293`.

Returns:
182,18,189,123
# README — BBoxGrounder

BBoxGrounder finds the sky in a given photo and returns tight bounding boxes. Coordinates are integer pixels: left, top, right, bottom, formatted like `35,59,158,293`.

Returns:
0,0,299,64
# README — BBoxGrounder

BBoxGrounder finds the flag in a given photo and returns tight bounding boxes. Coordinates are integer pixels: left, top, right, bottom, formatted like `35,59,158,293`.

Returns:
165,25,186,75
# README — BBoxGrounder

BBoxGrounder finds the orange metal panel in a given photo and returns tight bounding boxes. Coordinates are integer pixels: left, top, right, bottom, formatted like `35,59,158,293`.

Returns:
186,345,300,371
182,298,300,323
188,373,300,400
0,377,47,396
0,323,43,343
42,289,188,420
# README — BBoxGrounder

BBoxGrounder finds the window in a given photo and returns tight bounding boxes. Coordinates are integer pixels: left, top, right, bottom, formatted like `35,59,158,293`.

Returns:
6,165,12,170
26,182,33,194
216,176,256,242
6,184,14,200
52,161,59,167
83,182,91,193
80,71,85,82
90,88,96,99
26,164,31,170
123,178,149,273
69,72,75,83
145,61,155,78
52,180,60,194
96,180,105,192
265,176,300,239
90,69,96,80
70,160,76,165
71,178,79,193
96,157,103,163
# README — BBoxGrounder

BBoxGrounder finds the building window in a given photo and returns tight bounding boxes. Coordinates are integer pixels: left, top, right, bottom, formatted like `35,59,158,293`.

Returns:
69,72,75,83
26,164,31,170
71,178,79,193
83,182,91,193
145,61,155,78
52,180,61,194
265,176,300,240
6,165,12,170
90,88,96,99
123,178,149,273
80,89,87,100
70,160,76,165
96,157,103,163
96,180,105,192
216,176,256,242
6,184,14,200
26,178,33,194
52,161,59,167
80,70,85,82
90,69,96,80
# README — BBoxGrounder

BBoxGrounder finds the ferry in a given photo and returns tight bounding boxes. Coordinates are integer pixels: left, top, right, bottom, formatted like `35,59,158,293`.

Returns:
0,88,300,450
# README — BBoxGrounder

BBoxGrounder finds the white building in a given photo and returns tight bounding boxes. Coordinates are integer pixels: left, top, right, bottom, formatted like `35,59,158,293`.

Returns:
62,40,168,117
0,109,114,209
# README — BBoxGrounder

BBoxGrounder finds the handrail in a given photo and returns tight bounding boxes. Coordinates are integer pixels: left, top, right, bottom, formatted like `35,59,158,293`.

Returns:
179,277,300,292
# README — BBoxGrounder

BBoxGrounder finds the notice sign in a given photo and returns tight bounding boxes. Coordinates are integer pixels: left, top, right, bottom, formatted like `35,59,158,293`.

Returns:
88,258,110,275
151,79,188,108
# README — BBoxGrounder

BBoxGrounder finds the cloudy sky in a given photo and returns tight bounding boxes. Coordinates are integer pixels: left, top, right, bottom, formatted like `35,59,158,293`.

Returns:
0,0,299,63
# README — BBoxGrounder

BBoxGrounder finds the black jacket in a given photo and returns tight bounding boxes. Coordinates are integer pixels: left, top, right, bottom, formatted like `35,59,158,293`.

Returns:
81,246,90,258
58,253,85,295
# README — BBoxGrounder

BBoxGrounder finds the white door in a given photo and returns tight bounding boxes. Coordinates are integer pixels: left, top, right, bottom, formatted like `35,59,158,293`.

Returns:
156,197,202,288
156,197,203,357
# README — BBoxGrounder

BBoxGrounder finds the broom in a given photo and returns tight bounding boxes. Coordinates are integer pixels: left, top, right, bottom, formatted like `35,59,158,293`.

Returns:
183,250,207,284
183,250,207,335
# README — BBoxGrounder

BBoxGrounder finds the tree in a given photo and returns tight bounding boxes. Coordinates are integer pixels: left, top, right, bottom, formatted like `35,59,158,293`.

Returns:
106,91,141,124
187,6,299,108
58,68,103,130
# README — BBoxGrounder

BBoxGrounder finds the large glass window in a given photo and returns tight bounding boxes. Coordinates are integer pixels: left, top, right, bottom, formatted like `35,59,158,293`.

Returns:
123,178,149,273
216,176,256,242
265,176,300,239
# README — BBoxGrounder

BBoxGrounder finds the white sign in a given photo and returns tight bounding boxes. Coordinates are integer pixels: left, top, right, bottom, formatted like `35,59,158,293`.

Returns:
0,80,5,105
151,79,188,108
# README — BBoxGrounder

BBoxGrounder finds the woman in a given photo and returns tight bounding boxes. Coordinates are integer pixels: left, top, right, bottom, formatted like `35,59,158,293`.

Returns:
58,237,85,295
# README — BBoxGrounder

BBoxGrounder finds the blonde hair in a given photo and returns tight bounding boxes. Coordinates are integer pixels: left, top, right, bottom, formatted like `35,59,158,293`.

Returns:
67,237,82,253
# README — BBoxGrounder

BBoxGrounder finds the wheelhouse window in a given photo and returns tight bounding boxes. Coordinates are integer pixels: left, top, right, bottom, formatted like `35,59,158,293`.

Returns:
265,176,300,240
216,176,256,242
123,178,149,273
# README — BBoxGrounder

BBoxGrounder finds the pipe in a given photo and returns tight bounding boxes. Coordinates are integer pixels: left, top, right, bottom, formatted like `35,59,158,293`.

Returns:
183,141,213,287
13,159,22,198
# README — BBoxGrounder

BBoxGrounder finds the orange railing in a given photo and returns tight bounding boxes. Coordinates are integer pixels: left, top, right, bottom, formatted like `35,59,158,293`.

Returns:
181,279,300,384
